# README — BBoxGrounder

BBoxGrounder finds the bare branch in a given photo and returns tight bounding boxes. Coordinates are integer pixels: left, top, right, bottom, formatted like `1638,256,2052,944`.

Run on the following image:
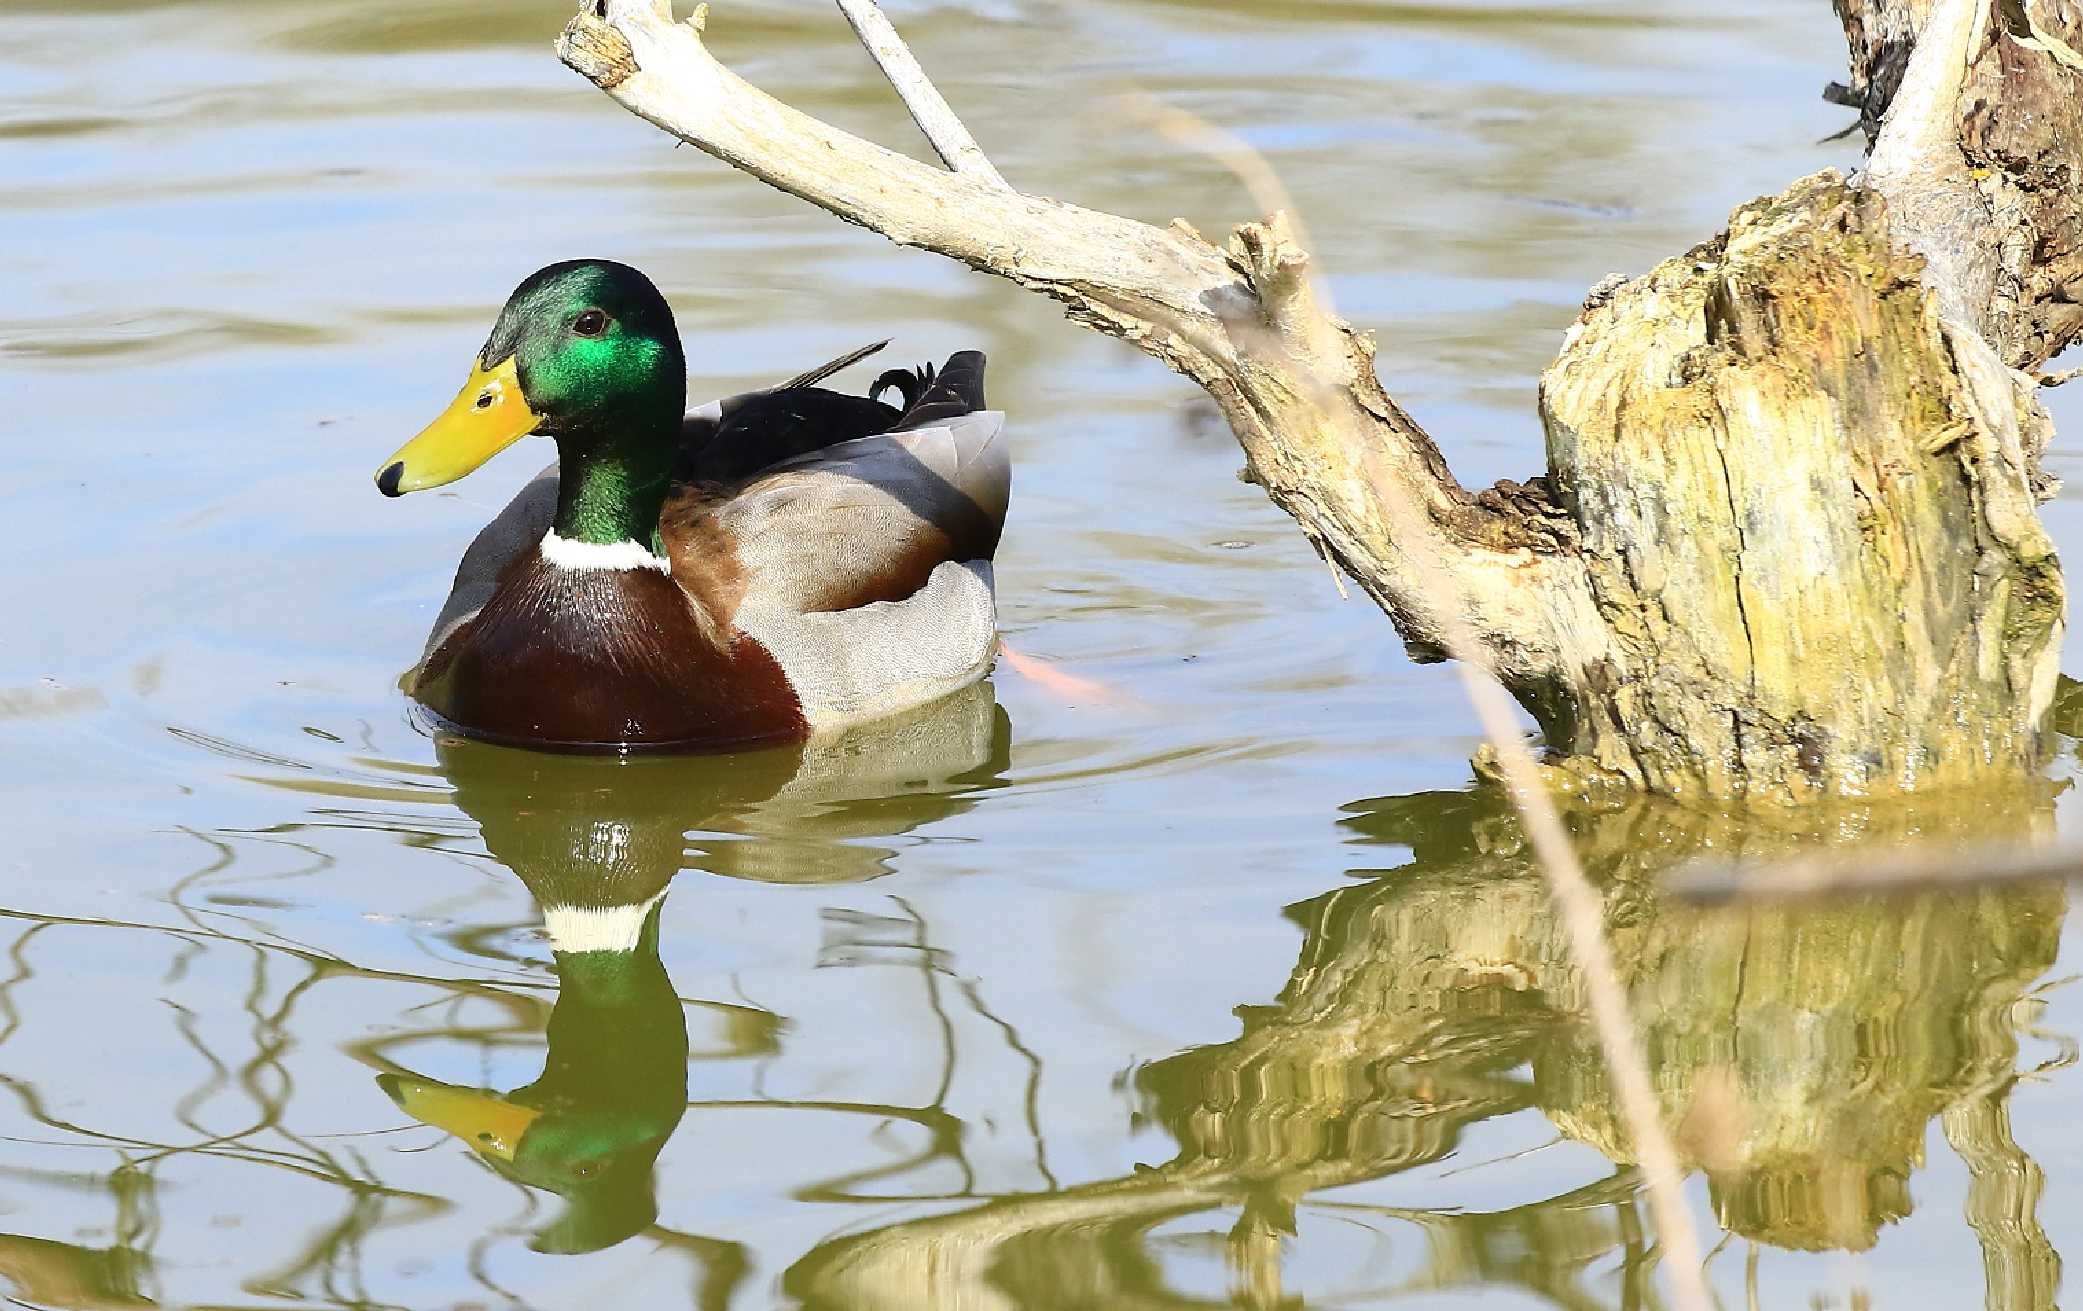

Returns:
1862,0,1994,331
832,0,1006,187
560,0,1231,310
555,0,1592,696
1673,842,2083,905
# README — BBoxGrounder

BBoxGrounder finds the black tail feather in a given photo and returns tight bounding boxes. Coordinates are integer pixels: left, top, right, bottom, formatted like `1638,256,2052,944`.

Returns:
871,362,935,411
890,351,987,431
779,339,889,391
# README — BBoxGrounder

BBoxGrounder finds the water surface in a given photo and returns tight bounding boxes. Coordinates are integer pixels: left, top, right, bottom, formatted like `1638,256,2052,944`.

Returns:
4,1,2082,1306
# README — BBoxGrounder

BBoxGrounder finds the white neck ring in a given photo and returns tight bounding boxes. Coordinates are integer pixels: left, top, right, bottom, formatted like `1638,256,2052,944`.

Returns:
540,529,671,573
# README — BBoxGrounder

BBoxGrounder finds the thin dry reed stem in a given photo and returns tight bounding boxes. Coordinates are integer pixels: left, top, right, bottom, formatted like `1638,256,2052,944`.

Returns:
819,7,1715,1306
1134,84,1717,1311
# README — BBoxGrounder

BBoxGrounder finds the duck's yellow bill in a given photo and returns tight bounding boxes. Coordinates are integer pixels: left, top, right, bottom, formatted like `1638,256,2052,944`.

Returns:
375,356,540,497
379,1073,542,1162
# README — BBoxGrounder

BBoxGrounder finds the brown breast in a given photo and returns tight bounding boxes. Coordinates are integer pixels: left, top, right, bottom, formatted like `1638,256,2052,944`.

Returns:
414,552,807,751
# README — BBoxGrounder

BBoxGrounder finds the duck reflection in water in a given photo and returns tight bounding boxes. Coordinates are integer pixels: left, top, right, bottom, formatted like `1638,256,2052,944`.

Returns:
371,681,1008,1254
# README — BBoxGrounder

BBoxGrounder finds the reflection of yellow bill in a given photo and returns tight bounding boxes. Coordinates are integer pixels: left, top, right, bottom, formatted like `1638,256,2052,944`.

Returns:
379,1073,542,1162
375,356,539,496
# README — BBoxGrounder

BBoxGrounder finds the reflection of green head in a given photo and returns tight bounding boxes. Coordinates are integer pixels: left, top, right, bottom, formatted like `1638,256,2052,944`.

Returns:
379,901,689,1255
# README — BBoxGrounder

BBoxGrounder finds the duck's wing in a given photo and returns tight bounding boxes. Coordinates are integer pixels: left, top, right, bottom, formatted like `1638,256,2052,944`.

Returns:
701,416,1009,732
409,462,558,682
678,351,1006,616
673,409,1008,614
666,353,1008,731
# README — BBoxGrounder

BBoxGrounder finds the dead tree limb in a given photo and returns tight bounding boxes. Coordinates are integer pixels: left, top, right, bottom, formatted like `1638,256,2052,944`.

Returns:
558,0,2083,805
558,0,1598,691
1838,0,2083,368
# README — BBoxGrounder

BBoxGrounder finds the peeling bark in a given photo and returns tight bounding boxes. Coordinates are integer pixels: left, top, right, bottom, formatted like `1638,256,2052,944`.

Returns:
1541,174,2063,798
557,0,2081,804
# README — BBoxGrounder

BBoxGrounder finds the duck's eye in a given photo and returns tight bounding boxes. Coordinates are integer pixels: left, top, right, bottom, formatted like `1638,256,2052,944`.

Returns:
573,309,609,337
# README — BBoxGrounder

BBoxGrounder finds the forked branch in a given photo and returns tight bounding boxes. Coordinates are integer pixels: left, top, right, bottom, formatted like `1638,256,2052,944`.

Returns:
558,0,2077,808
555,0,1603,696
831,0,1006,187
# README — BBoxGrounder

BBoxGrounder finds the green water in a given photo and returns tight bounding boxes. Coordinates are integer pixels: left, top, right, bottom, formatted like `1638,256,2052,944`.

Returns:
3,1,2081,1306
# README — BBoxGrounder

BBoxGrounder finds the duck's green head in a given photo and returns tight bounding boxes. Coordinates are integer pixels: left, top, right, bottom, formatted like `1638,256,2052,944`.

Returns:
374,261,687,530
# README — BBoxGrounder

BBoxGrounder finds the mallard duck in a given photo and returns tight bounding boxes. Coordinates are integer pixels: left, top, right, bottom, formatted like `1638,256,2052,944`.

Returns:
373,259,1009,752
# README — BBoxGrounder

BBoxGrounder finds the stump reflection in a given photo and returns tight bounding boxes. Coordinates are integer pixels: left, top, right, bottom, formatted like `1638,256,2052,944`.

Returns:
792,787,2067,1309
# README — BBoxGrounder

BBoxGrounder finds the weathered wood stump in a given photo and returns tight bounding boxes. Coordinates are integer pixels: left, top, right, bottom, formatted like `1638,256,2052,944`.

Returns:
1539,173,2062,799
